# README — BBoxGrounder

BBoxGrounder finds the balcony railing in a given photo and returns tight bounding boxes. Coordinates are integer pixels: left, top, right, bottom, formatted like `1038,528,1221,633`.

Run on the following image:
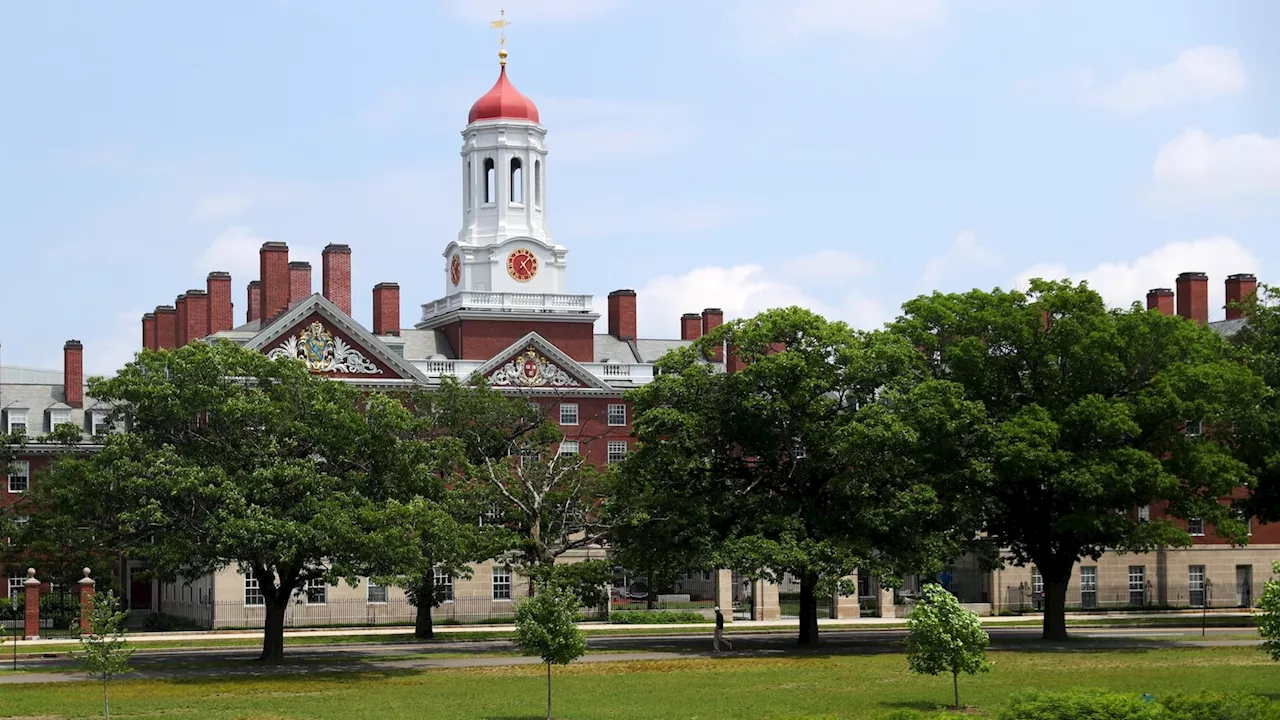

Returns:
420,292,595,322
413,359,654,385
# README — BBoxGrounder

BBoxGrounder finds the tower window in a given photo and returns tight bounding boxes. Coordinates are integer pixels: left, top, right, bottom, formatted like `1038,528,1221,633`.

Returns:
483,158,495,203
534,159,542,206
466,161,472,208
510,157,523,203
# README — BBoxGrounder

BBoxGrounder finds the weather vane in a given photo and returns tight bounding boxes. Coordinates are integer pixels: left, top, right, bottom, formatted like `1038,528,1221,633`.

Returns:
490,8,511,65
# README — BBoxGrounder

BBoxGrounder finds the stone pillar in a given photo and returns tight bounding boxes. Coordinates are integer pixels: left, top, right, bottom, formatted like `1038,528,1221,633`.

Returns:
23,568,40,640
78,567,97,634
752,578,781,621
878,585,897,619
714,570,733,623
832,572,861,619
989,569,1002,616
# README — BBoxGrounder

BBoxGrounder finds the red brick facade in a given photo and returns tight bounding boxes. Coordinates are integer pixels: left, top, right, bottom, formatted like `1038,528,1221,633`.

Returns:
444,319,596,362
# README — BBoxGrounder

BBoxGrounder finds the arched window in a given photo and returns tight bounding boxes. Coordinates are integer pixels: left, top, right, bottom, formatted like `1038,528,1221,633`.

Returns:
465,161,472,208
483,158,495,203
510,157,523,204
534,159,542,206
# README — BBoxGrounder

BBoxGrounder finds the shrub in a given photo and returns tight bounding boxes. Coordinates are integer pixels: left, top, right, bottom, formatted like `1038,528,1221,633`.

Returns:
609,610,707,624
1161,691,1280,720
906,584,990,708
998,689,1166,720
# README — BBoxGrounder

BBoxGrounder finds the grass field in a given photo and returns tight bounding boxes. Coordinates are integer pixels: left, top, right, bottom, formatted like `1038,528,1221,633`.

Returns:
2,646,1278,719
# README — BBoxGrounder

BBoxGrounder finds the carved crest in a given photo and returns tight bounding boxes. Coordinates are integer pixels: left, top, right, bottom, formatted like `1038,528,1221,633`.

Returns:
267,321,381,375
489,346,579,388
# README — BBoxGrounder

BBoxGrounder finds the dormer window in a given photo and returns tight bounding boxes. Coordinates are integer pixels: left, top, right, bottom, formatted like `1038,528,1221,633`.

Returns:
49,408,71,431
5,409,27,435
90,410,110,437
1185,419,1204,437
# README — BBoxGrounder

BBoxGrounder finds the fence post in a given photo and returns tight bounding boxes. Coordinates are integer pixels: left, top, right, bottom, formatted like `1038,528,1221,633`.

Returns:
22,568,40,640
78,568,96,634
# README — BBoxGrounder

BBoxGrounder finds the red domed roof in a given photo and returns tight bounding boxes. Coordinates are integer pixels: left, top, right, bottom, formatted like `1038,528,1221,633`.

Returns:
468,65,540,124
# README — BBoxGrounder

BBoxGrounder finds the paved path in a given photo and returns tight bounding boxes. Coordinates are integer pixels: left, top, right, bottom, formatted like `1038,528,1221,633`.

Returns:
0,625,1260,686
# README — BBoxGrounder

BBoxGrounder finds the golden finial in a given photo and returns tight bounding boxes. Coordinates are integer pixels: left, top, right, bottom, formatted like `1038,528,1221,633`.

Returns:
490,8,511,66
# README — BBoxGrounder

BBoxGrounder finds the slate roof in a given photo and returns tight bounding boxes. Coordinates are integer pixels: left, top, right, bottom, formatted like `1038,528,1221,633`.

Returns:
0,366,107,441
1209,318,1249,338
398,329,456,360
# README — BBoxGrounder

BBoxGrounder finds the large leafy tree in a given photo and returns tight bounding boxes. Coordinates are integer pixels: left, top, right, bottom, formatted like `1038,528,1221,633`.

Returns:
621,307,990,645
892,279,1263,640
1227,284,1280,524
22,341,449,662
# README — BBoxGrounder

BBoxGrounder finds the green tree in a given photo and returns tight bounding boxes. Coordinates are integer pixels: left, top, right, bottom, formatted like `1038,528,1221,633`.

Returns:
906,583,990,708
893,280,1262,640
1226,284,1280,525
622,307,990,645
70,592,134,720
513,583,589,720
26,341,446,663
1257,561,1280,662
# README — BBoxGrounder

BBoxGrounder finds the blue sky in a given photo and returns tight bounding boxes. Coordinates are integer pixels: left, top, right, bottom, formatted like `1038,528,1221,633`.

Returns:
1,0,1277,374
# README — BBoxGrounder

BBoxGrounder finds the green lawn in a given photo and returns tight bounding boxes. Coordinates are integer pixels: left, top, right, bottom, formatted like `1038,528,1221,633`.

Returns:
2,646,1278,719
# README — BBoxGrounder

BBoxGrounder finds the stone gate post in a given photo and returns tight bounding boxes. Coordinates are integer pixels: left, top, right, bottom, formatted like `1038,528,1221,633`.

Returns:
23,568,41,640
78,568,97,634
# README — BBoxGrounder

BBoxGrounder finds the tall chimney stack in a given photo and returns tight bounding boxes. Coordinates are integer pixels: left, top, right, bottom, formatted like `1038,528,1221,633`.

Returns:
680,313,703,341
154,305,177,349
288,261,312,304
322,244,352,316
184,289,210,343
701,308,725,362
175,294,189,347
63,340,83,409
141,313,157,350
247,280,262,324
207,271,233,334
607,289,638,341
1176,272,1209,326
372,283,401,336
1146,288,1174,316
259,242,290,325
1225,273,1257,321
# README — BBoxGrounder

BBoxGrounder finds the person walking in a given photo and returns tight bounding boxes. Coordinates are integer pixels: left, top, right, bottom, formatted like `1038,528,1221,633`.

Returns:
713,606,732,652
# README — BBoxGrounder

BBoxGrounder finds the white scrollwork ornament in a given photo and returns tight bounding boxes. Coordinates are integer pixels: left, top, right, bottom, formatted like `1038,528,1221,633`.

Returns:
267,321,381,375
489,347,578,387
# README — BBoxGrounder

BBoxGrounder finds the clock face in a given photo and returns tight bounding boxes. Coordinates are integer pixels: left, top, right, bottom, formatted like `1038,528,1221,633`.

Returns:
507,249,538,282
449,254,462,286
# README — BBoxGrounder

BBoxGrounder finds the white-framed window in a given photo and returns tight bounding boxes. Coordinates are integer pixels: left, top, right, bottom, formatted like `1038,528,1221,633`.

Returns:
1128,565,1146,606
1031,567,1043,596
1189,565,1206,607
1137,505,1150,522
304,578,328,605
792,438,807,459
607,404,627,427
7,575,23,602
244,569,264,606
493,568,512,600
1188,518,1205,537
1080,566,1098,609
49,408,71,430
7,460,29,493
434,567,454,602
607,441,627,464
1186,419,1204,436
6,409,27,434
367,580,387,604
480,505,502,526
558,440,579,456
559,403,579,426
90,410,110,436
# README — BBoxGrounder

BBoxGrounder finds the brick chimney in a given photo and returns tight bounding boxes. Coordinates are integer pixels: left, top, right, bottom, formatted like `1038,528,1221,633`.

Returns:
184,289,210,343
259,242,290,325
63,340,83,409
322,244,352,316
1146,288,1174,316
373,283,400,336
154,305,177,349
1225,273,1257,321
207,271,233,334
701,308,725,362
1176,272,1209,325
175,294,189,347
247,280,262,324
289,261,312,304
141,313,157,350
680,313,703,341
607,289,637,341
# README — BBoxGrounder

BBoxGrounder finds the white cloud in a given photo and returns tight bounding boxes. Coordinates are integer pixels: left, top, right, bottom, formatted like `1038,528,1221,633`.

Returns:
919,230,1000,290
741,0,950,45
192,192,258,222
449,0,617,24
633,251,889,338
1082,46,1246,114
1012,236,1262,317
196,226,321,286
1149,127,1280,206
539,99,691,162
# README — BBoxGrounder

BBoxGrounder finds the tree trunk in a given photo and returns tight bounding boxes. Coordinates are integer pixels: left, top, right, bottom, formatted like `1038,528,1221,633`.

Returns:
797,573,820,646
103,675,110,720
952,670,959,708
260,594,288,664
546,661,553,720
1041,565,1071,641
414,575,435,640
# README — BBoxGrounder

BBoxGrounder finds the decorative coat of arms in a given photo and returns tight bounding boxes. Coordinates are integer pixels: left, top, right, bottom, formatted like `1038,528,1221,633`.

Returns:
267,321,381,375
489,346,578,388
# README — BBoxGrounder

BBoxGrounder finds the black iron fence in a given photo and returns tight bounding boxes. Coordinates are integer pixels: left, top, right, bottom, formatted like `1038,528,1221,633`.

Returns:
1004,580,1264,613
158,597,609,630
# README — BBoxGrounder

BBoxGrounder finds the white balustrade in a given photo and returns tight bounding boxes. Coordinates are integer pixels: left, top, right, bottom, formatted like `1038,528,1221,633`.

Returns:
420,292,594,322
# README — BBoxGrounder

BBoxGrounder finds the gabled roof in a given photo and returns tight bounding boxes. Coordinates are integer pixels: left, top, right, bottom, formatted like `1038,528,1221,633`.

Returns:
470,332,618,395
242,293,428,385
